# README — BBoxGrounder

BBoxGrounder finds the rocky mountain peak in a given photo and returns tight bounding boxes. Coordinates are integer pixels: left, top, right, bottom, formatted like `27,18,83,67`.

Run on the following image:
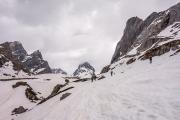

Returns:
0,41,52,75
73,62,95,78
78,62,95,71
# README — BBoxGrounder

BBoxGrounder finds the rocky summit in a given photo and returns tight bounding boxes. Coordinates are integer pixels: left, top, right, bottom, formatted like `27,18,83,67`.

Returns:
0,41,52,76
73,62,95,78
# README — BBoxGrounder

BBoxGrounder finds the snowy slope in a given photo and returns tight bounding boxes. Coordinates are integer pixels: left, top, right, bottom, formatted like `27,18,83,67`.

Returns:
0,51,179,120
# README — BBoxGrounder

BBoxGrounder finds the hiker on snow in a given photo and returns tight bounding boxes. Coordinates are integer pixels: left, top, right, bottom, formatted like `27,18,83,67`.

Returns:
149,56,152,64
110,71,113,76
91,73,97,82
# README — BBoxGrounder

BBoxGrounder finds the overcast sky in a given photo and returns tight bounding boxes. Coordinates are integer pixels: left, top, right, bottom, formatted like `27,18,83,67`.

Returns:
0,0,179,73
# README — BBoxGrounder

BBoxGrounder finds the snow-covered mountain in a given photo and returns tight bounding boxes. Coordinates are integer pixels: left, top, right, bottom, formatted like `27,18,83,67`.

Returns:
0,2,180,120
0,41,52,77
73,62,95,78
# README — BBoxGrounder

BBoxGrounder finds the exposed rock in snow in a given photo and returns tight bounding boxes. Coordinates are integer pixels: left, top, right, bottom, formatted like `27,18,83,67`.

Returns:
12,106,28,115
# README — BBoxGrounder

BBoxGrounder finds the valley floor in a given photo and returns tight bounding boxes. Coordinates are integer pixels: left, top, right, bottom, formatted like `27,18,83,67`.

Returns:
0,52,180,120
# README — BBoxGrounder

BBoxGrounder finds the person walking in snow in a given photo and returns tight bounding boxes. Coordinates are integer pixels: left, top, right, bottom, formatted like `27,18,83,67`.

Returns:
110,71,113,76
91,73,97,82
149,56,152,64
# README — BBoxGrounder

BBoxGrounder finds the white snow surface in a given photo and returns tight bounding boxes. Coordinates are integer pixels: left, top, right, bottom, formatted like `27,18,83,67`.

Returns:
0,52,180,120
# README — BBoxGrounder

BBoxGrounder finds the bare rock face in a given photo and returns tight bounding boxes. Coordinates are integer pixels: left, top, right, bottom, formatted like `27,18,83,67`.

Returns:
111,2,180,64
111,17,143,63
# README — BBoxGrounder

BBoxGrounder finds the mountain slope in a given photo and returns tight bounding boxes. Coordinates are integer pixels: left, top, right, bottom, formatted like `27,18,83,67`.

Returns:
0,51,179,120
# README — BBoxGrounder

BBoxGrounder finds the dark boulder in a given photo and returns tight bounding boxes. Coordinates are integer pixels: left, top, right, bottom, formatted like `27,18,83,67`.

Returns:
25,88,39,102
12,106,27,115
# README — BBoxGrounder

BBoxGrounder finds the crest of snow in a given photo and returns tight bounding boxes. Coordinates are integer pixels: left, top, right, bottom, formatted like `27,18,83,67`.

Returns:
0,45,3,48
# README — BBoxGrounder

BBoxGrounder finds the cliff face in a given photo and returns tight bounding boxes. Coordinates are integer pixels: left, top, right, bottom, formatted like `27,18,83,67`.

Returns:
111,2,180,64
111,17,143,63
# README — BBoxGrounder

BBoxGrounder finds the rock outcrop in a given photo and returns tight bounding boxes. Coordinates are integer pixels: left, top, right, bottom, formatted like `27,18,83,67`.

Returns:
12,106,27,115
